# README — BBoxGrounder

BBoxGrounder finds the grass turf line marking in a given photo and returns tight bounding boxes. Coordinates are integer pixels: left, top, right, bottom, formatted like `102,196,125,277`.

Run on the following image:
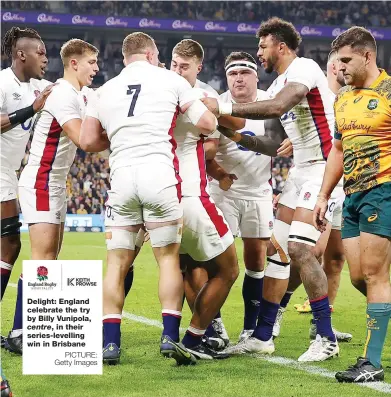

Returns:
6,286,391,394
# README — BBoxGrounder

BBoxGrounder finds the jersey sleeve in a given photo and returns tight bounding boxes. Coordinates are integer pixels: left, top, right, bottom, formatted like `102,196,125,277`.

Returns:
84,89,100,120
333,98,342,140
0,83,6,115
286,59,318,91
45,87,81,127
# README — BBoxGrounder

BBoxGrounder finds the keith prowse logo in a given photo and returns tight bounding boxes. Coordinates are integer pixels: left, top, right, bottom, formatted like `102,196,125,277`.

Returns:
303,192,311,201
37,266,48,281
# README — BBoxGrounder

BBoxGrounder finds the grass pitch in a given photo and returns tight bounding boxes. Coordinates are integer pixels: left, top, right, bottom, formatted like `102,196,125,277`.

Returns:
1,233,390,397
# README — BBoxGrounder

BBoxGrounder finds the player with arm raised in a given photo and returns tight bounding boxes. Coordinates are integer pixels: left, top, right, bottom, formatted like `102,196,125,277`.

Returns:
205,18,342,362
206,51,292,345
5,39,99,355
169,40,239,359
80,32,216,366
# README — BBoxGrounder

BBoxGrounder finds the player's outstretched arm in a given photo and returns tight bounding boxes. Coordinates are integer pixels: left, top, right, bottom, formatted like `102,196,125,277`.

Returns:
217,117,288,157
1,84,55,133
203,82,308,120
79,116,110,153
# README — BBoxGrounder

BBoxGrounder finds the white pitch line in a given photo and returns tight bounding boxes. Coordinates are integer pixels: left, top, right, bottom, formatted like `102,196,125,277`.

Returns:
5,285,391,393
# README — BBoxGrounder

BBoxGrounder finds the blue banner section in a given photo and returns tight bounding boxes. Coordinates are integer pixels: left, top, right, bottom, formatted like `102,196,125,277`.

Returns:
2,10,391,40
20,214,105,232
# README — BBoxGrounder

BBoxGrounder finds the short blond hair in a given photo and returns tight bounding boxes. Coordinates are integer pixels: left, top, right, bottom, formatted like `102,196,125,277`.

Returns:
122,32,156,57
60,39,99,67
172,39,204,63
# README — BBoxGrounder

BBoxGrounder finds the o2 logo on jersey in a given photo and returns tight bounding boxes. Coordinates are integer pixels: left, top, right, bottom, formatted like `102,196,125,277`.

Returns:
236,131,261,155
280,111,296,122
21,119,32,131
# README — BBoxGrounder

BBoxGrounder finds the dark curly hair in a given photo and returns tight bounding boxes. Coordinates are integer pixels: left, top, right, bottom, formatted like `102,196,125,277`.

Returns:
2,26,42,58
256,17,302,51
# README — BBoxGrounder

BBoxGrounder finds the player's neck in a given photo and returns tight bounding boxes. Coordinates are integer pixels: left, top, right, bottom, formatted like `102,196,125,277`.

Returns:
360,65,381,88
232,91,257,103
11,63,29,83
328,78,342,95
63,70,82,91
276,53,297,75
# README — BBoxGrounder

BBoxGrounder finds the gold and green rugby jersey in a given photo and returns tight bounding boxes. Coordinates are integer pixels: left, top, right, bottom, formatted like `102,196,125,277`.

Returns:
334,69,391,195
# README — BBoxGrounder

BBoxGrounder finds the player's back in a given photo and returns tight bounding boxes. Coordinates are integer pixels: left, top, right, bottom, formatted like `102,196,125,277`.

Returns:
175,80,219,197
210,89,272,200
266,57,334,167
0,67,50,171
96,61,192,172
19,79,83,189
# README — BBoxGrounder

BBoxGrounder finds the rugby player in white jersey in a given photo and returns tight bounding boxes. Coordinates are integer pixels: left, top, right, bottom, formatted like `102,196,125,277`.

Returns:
204,18,343,362
80,32,217,366
169,39,241,359
5,39,99,355
273,50,352,343
206,51,292,343
0,26,54,395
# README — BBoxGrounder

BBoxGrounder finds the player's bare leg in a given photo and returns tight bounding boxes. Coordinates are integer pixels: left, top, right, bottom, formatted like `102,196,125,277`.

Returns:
6,222,62,355
181,244,238,358
1,199,22,348
343,237,367,296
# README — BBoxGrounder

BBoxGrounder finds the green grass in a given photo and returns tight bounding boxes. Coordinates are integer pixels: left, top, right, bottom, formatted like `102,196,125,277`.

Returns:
1,233,391,397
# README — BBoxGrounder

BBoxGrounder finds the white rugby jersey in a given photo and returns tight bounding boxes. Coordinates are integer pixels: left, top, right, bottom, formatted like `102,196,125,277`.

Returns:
175,79,219,197
0,67,51,171
266,57,334,167
19,79,85,189
86,61,194,175
209,89,272,200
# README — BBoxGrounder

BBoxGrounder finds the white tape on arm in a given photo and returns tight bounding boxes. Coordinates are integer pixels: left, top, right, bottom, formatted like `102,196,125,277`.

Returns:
184,100,209,125
219,101,232,116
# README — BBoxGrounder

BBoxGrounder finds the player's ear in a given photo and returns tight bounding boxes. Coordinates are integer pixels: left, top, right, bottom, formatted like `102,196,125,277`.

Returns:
70,58,78,71
17,49,26,62
364,50,372,66
197,63,203,74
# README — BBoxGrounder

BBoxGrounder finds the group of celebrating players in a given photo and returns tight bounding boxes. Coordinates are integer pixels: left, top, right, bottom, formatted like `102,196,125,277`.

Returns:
1,16,390,394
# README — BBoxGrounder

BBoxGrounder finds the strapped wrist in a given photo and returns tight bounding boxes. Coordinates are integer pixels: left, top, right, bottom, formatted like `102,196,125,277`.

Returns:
8,104,35,127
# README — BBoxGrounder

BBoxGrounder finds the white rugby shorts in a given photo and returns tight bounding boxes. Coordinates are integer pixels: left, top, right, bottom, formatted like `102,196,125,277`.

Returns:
179,195,234,262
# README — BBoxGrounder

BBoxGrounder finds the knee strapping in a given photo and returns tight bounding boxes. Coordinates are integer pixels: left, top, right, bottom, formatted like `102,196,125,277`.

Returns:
106,229,137,251
148,224,182,248
1,216,22,238
270,219,290,263
288,221,321,247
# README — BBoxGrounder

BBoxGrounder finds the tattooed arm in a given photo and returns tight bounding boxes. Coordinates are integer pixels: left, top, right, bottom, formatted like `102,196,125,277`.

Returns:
204,83,309,120
218,117,288,157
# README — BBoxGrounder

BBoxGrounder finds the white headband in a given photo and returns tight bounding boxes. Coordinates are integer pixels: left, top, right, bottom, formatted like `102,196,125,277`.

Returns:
225,60,258,76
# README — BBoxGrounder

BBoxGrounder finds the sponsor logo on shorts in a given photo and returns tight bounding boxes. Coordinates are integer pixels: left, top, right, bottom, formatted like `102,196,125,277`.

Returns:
303,192,311,201
55,210,61,220
367,99,379,110
367,213,378,222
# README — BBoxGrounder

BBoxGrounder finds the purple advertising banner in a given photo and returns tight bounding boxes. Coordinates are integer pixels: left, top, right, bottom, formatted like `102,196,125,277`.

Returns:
2,10,391,40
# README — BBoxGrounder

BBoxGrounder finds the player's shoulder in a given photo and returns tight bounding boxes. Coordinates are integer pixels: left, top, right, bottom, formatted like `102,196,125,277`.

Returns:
290,57,322,75
256,89,268,100
335,85,354,102
219,90,232,102
372,70,391,101
30,78,52,91
0,68,14,90
195,80,219,99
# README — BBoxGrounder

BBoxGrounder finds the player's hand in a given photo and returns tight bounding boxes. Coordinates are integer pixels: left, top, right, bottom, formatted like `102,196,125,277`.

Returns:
313,194,329,232
33,84,56,113
273,193,281,210
219,173,237,191
277,138,293,157
201,97,220,117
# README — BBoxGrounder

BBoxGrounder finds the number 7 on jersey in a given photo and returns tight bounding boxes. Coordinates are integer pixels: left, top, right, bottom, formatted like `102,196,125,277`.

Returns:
127,84,141,117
